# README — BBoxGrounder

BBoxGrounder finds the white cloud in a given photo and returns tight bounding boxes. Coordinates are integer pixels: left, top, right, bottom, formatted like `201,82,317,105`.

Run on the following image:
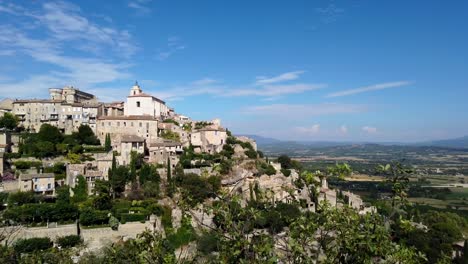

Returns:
128,0,152,14
0,2,133,99
255,71,305,85
362,126,377,134
242,103,366,117
315,3,345,24
339,125,348,134
224,83,325,97
326,81,411,98
157,36,186,60
39,1,137,58
191,78,218,86
296,124,320,134
0,75,64,99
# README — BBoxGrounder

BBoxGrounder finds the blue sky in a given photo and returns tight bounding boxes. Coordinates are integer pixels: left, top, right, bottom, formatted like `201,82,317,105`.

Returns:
0,0,467,142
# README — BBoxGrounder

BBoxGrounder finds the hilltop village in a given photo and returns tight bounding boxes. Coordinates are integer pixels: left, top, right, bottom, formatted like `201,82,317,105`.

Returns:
0,83,369,210
0,84,442,263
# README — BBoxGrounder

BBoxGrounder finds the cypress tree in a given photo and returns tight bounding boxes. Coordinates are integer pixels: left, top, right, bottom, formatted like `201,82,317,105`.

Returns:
167,158,173,197
110,153,117,198
105,133,111,151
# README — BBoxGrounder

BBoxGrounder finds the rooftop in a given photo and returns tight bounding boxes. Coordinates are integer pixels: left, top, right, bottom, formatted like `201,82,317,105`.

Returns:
121,134,145,143
20,173,54,180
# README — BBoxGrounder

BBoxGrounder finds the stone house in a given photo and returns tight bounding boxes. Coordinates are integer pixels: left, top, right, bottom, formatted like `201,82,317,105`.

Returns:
19,173,55,195
103,101,125,117
190,127,227,154
148,139,183,165
66,163,105,195
119,135,146,166
158,122,190,145
96,116,159,147
0,98,13,116
0,132,11,153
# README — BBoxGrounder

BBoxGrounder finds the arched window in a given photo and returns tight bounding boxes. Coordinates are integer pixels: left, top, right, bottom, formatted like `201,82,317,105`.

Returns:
136,101,141,107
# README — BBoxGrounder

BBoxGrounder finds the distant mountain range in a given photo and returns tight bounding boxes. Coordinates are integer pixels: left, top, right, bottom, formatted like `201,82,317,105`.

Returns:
239,135,468,149
416,136,468,149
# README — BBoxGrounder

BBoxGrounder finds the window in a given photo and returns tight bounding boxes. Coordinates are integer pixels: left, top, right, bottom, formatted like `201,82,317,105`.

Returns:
124,122,126,127
47,183,51,189
139,122,142,127
136,101,141,107
34,184,37,189
131,122,134,127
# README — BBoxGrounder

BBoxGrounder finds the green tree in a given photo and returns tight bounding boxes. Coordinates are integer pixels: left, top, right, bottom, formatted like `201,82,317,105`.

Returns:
167,158,174,197
73,125,100,145
71,175,88,203
110,166,130,198
105,133,112,151
0,113,18,130
37,124,63,144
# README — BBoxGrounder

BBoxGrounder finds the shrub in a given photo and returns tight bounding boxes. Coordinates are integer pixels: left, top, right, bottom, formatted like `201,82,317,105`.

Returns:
197,231,220,255
79,208,109,226
13,160,42,170
245,149,258,159
14,237,52,254
121,213,146,223
281,169,291,177
56,235,83,248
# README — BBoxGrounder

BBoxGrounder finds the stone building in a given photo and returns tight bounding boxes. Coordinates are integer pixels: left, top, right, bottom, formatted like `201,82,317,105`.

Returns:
12,86,102,134
66,163,105,195
124,82,169,118
19,173,55,195
103,101,124,117
96,115,159,147
0,99,13,116
0,132,11,153
120,135,146,166
190,127,227,153
148,139,183,165
158,122,190,146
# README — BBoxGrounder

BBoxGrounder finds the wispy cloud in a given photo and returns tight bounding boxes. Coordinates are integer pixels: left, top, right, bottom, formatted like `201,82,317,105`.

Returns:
315,3,345,24
191,78,218,86
326,81,411,98
295,124,321,135
224,83,325,97
128,0,152,14
242,103,366,117
157,36,186,60
362,126,377,134
339,125,348,135
255,71,305,85
39,1,137,57
0,1,135,99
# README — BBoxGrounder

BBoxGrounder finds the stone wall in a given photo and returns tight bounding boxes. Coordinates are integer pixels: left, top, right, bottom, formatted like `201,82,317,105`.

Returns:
1,222,155,251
